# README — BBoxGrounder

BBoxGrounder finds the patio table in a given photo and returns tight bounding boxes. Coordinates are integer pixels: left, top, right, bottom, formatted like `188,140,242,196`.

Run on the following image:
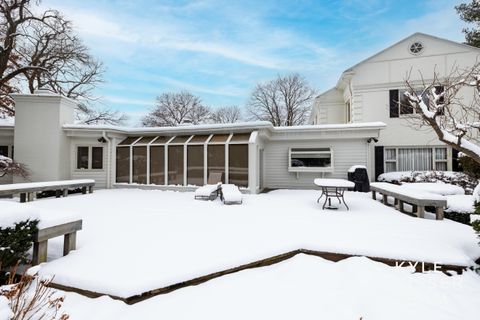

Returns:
314,178,355,210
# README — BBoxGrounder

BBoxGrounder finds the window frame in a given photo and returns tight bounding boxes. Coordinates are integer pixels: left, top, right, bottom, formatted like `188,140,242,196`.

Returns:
288,147,334,173
390,86,444,118
75,145,104,171
383,146,448,172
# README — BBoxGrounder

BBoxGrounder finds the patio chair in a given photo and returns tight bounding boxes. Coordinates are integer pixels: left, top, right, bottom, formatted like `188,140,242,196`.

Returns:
220,184,243,205
194,172,223,200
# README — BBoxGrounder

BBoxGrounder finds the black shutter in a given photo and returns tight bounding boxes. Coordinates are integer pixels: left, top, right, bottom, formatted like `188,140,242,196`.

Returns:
389,89,399,118
452,148,460,172
374,146,384,181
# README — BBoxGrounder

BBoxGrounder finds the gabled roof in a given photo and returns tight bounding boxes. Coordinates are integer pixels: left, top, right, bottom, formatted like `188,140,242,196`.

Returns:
345,32,480,74
335,32,480,89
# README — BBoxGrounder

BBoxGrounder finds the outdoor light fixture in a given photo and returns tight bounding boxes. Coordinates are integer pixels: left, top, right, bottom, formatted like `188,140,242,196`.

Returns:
97,137,107,143
367,137,378,143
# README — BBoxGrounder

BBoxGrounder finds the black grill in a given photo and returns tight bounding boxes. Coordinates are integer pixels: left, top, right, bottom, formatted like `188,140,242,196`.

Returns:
347,167,370,192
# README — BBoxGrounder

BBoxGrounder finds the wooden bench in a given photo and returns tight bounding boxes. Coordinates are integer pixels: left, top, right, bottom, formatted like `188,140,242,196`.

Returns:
0,179,95,203
32,220,82,265
370,182,446,220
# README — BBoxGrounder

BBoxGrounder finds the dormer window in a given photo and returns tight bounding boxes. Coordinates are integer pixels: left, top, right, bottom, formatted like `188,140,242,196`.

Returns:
409,42,424,55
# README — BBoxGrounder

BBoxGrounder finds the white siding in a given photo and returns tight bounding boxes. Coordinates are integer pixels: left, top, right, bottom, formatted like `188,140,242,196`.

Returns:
264,139,368,189
70,138,108,189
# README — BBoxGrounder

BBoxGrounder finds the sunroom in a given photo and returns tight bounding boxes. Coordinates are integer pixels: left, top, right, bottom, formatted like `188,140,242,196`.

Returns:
115,132,254,190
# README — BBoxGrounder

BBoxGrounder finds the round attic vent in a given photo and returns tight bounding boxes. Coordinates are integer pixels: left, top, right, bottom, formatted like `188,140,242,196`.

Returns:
409,42,424,55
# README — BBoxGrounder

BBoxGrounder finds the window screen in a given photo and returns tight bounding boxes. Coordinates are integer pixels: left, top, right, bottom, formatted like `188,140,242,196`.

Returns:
116,147,130,183
187,145,204,186
150,146,165,185
229,144,248,187
168,145,184,185
133,146,147,184
207,145,225,182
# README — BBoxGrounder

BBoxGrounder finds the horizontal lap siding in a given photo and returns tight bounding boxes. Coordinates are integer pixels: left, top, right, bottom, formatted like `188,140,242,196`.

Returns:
264,139,368,189
70,138,108,189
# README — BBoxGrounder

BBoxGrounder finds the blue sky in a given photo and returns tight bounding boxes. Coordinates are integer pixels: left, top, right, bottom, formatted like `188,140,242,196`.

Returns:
42,0,468,125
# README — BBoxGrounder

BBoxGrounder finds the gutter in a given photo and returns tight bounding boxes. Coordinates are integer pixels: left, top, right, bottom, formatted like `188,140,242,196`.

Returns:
102,131,112,189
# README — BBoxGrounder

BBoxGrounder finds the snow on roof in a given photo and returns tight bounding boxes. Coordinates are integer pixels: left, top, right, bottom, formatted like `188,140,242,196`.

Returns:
0,116,14,127
63,121,273,133
273,122,386,131
63,121,386,134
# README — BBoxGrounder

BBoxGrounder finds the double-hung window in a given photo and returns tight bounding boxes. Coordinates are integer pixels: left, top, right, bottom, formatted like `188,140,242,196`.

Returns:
77,146,103,170
289,148,333,172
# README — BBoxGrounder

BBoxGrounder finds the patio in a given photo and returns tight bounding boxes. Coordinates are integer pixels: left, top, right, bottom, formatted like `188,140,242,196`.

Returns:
18,188,480,299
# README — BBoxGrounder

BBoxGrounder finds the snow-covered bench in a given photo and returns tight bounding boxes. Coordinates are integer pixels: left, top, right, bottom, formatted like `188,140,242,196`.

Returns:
0,179,95,203
370,182,447,220
32,219,83,265
220,184,243,205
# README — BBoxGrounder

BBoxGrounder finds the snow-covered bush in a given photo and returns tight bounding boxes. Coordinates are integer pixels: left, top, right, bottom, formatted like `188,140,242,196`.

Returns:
0,155,29,179
378,171,478,194
444,212,471,225
0,219,38,273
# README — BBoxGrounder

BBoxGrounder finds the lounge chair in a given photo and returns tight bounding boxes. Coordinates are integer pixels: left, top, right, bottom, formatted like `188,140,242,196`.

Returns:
194,172,223,200
220,184,243,205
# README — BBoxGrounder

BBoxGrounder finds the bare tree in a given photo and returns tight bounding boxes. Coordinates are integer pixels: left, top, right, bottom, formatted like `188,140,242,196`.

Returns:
0,155,29,178
142,91,211,126
403,64,480,165
247,73,316,126
0,0,126,124
211,105,242,124
0,0,62,115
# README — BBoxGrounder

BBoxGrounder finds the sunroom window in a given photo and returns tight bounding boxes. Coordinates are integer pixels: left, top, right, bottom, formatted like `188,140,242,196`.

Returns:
289,148,332,172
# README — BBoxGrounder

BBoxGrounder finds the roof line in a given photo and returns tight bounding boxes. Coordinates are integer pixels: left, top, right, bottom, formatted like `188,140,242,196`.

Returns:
339,32,480,83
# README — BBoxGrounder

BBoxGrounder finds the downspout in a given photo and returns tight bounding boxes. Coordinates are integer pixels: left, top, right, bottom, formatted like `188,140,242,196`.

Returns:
102,130,111,189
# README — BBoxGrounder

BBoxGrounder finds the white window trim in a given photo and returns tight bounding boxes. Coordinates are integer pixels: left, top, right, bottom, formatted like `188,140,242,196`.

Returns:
75,145,105,171
383,146,448,172
288,147,334,173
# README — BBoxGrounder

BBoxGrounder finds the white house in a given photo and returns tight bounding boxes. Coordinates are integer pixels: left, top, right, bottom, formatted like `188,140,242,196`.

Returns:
0,92,384,192
309,33,480,179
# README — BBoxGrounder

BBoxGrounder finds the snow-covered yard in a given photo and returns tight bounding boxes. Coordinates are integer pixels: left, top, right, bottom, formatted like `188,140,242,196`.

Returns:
2,188,480,319
60,255,480,320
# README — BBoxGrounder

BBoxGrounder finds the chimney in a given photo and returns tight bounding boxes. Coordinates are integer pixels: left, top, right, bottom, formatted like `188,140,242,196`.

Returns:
12,93,76,182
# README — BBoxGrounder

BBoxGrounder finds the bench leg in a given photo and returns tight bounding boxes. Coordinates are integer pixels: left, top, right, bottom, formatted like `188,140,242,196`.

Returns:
63,232,77,256
382,194,388,205
398,200,404,213
27,192,34,202
435,207,444,220
81,186,87,194
88,186,93,193
32,240,48,265
372,191,376,200
416,206,425,218
20,193,27,203
55,189,62,198
63,189,68,197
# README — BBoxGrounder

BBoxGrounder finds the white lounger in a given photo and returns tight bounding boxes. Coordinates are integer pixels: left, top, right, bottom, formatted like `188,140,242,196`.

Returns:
194,183,221,200
220,184,243,205
194,172,223,201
